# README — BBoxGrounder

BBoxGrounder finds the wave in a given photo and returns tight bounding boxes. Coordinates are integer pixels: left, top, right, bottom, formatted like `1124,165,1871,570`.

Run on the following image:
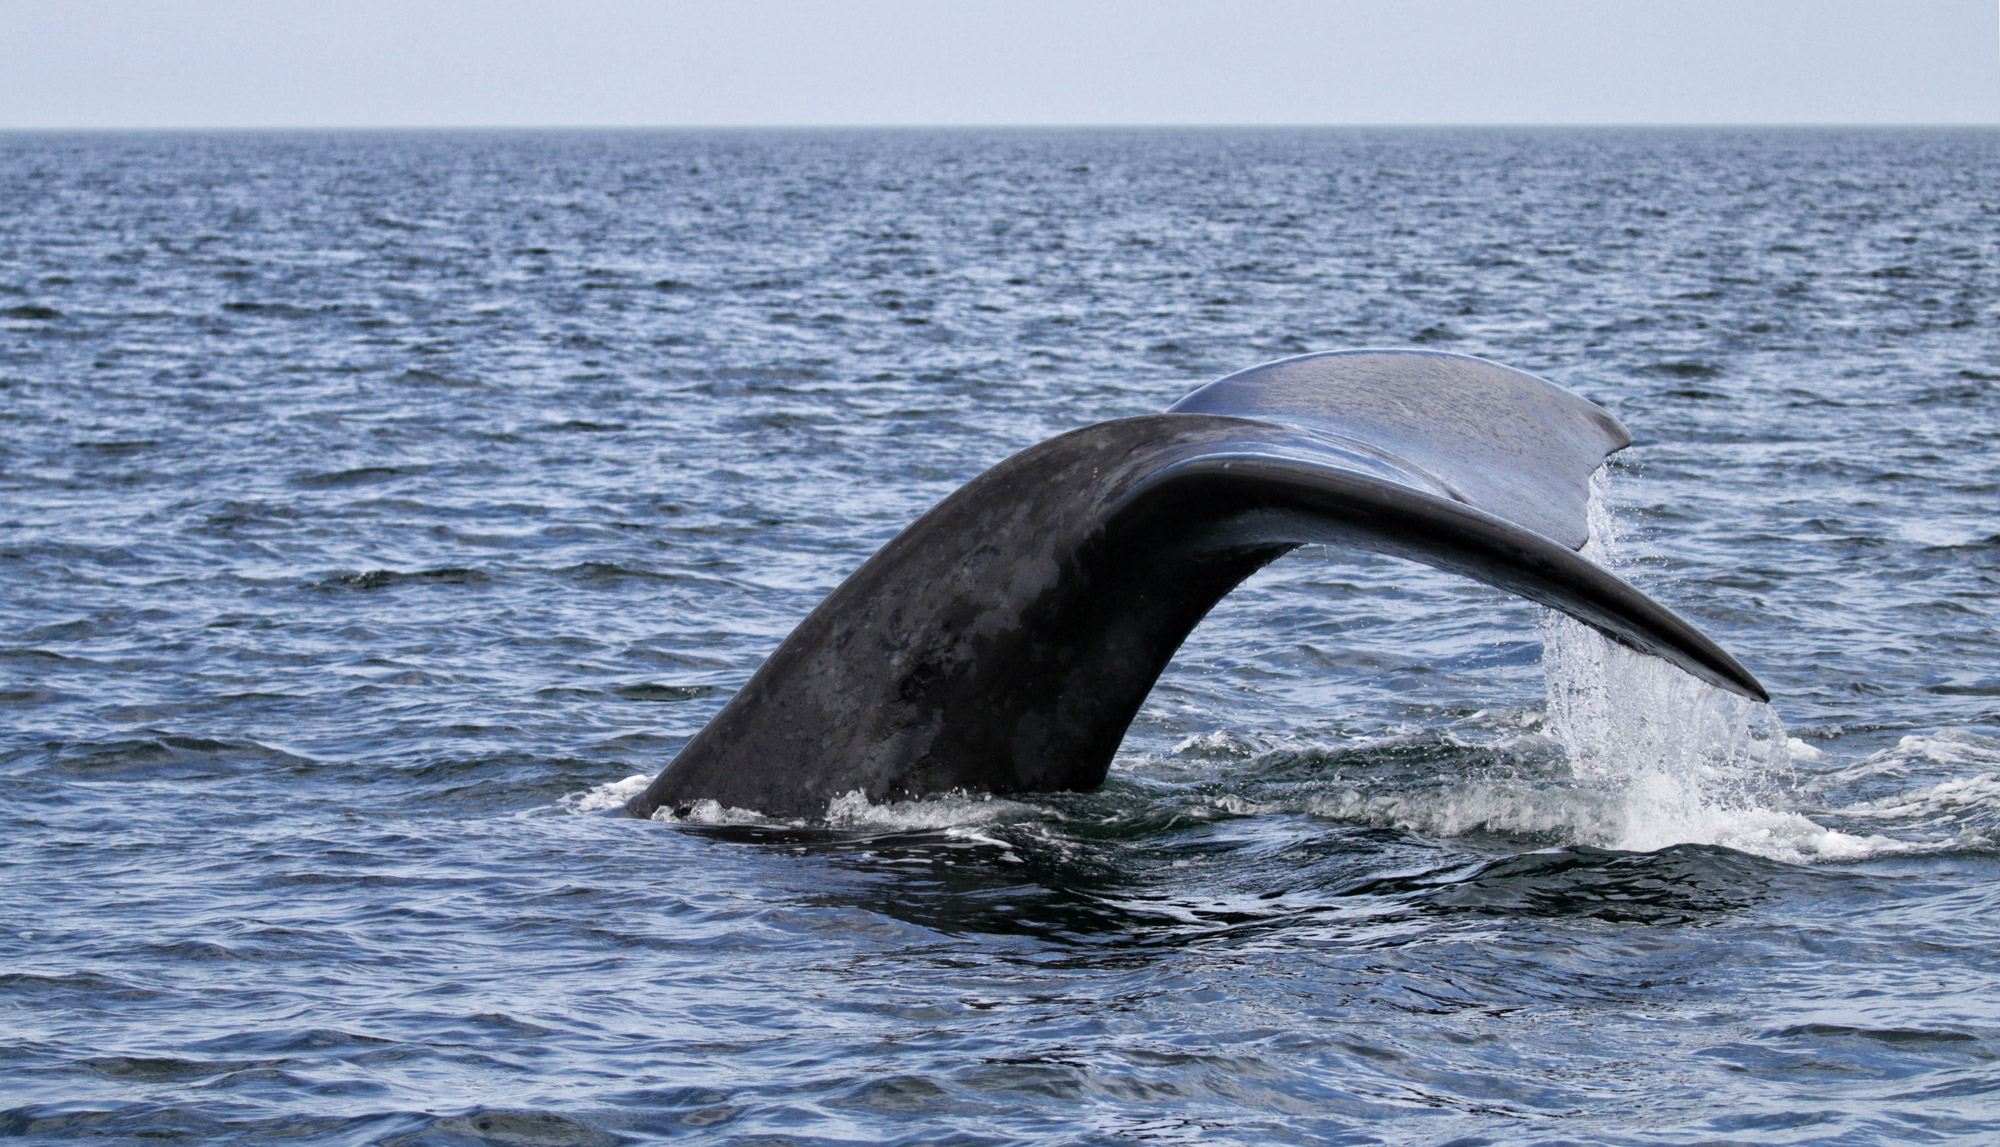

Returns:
1815,731,2000,850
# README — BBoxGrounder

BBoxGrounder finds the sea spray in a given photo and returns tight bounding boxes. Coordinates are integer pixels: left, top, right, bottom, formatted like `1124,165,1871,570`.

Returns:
1540,606,1795,851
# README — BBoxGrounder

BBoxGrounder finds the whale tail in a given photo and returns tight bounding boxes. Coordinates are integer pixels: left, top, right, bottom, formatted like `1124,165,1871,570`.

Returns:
629,350,1763,822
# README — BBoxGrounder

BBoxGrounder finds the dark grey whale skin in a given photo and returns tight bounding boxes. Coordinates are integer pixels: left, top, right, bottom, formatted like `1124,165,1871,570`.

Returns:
629,351,1765,821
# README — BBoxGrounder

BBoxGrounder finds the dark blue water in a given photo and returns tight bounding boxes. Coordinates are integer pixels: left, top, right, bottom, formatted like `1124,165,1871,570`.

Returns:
4,128,1999,1144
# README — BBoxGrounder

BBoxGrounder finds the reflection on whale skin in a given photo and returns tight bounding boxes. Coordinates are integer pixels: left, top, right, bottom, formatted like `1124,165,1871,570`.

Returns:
629,350,1765,822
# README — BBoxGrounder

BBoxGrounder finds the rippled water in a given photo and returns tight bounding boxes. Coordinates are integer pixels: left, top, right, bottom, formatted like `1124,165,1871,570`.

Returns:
4,128,1999,1144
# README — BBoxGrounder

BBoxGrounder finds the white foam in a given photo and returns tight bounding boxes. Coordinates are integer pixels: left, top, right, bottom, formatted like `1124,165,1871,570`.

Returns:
651,798,771,825
1171,730,1266,759
1835,769,2000,847
823,788,1046,832
567,774,651,812
1878,730,2000,768
1288,776,1896,865
1298,778,1621,841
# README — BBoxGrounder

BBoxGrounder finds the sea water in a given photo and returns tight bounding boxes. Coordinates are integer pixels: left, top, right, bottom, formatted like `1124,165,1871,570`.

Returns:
4,128,1999,1144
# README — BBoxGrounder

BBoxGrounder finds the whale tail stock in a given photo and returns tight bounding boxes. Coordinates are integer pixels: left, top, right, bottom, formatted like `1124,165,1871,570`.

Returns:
628,350,1765,822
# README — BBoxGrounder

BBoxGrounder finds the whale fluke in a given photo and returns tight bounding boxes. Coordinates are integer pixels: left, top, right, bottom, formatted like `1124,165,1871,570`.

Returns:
629,350,1764,822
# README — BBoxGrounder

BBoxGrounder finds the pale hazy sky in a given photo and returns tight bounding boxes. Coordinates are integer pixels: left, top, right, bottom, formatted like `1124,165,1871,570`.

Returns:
2,0,1997,129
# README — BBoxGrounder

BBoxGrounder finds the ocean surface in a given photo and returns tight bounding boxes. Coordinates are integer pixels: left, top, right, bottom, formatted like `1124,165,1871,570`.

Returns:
3,128,1999,1145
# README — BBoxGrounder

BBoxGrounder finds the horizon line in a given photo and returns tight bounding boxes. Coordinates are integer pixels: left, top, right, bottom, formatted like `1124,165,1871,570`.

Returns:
5,121,1999,134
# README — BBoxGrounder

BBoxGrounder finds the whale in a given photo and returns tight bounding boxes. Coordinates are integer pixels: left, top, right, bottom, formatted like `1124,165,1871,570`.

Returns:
627,349,1764,822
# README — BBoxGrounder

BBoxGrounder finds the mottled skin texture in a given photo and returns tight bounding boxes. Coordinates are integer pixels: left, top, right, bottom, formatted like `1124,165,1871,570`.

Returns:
630,351,1764,821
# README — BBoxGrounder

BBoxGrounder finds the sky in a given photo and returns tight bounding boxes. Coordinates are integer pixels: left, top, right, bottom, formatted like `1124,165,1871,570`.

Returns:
2,0,1997,129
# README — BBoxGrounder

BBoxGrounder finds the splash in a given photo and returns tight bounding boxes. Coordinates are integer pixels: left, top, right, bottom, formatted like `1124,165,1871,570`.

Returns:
1536,475,1878,861
1538,608,1800,852
567,773,652,812
563,774,776,822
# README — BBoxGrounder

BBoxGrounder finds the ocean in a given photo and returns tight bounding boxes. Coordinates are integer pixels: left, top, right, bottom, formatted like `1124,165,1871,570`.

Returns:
3,127,1998,1144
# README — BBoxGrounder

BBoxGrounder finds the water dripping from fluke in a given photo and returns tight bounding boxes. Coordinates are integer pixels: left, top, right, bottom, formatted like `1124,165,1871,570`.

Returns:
1535,479,1887,863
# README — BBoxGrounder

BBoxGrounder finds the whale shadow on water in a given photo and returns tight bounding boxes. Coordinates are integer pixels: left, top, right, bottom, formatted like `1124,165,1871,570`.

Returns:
629,350,1766,824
